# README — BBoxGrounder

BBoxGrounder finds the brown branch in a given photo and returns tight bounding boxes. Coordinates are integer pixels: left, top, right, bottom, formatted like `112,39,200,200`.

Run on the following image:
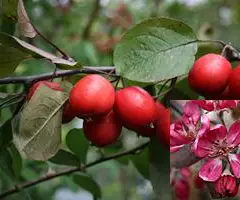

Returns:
0,141,149,199
0,66,116,85
82,0,101,40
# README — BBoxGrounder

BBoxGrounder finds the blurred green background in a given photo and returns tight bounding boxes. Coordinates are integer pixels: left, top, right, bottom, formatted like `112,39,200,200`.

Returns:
1,0,240,199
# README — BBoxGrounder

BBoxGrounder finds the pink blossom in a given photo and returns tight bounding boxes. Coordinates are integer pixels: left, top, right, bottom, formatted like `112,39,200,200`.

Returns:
214,175,239,197
170,101,210,152
194,121,240,182
171,168,191,200
192,100,238,111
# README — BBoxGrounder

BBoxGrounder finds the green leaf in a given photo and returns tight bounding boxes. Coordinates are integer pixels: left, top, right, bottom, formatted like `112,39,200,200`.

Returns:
114,17,198,83
59,81,73,95
164,87,193,101
0,32,82,69
0,16,16,34
130,148,149,179
149,138,170,200
13,84,68,161
0,119,13,150
0,92,14,99
8,143,22,178
66,129,89,164
49,149,80,166
175,77,199,99
0,148,15,179
0,42,30,78
73,173,101,198
2,0,18,18
103,142,129,165
0,93,24,110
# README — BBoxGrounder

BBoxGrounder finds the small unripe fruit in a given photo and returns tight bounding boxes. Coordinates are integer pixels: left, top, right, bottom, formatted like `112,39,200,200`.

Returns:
188,54,232,96
83,111,122,147
62,101,76,124
229,65,240,99
114,86,157,130
27,81,64,101
69,75,115,118
155,101,170,147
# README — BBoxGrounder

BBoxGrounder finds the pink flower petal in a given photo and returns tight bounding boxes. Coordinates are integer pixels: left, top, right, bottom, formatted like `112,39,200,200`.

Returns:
170,145,185,153
180,168,191,178
193,135,213,157
193,100,214,111
199,158,222,182
206,124,227,143
193,125,226,158
198,115,210,136
218,100,238,110
192,115,210,154
227,120,240,146
174,179,190,200
170,122,191,146
182,101,201,125
228,154,240,178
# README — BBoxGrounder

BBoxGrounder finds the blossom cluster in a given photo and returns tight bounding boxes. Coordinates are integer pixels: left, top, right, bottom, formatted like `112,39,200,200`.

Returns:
170,100,240,199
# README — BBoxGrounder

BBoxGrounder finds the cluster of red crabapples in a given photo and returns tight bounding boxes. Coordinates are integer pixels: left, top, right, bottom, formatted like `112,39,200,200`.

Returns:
188,53,240,99
27,75,169,147
170,100,240,199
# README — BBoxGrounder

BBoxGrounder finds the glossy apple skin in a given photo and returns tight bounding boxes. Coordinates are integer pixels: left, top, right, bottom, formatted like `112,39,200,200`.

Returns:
69,75,115,119
206,86,233,100
155,101,170,147
229,65,240,99
114,86,157,130
83,111,122,147
188,54,232,96
27,81,64,101
62,101,76,124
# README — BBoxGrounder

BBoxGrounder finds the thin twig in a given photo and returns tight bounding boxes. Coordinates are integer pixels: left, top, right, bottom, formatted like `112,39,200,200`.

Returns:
154,79,172,99
0,97,24,110
0,93,24,108
0,66,116,85
34,27,71,60
0,141,149,199
169,101,183,116
82,0,101,40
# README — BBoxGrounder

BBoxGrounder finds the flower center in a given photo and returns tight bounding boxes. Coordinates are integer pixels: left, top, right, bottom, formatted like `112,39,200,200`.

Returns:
209,139,235,158
182,123,197,141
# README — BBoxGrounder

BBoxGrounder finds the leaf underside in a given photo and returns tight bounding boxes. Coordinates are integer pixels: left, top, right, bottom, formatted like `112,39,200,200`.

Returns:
13,85,68,161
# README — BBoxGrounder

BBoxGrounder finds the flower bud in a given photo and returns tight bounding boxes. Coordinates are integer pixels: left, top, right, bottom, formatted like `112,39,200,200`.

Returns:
174,179,190,200
194,175,204,189
215,175,238,197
